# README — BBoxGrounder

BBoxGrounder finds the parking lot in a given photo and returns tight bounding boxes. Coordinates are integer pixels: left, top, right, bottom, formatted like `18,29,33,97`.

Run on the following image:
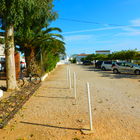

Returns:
0,64,140,140
75,64,140,139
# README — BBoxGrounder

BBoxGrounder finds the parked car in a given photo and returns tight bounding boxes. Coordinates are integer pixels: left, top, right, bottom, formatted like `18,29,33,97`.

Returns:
95,61,103,68
83,60,93,65
101,61,115,70
112,61,140,75
20,61,26,70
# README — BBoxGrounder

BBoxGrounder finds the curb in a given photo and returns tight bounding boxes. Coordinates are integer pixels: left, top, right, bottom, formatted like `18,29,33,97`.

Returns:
41,73,49,81
41,65,58,81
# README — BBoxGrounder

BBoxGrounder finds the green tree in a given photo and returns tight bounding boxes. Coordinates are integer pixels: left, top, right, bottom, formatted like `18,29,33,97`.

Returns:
14,0,62,73
134,52,140,60
0,0,34,90
0,0,58,90
15,26,64,73
85,54,95,61
41,39,65,72
110,50,138,61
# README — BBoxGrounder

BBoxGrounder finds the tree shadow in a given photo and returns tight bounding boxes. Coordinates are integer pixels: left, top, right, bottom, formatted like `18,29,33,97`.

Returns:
84,66,140,80
82,65,101,71
99,71,140,79
46,87,68,90
20,121,88,131
80,65,94,69
35,95,74,99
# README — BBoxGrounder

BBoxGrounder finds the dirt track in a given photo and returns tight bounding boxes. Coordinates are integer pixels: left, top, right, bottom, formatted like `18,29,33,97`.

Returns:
0,64,140,140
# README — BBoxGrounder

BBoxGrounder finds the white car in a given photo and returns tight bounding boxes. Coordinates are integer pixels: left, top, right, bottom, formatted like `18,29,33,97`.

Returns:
112,62,140,75
101,61,114,70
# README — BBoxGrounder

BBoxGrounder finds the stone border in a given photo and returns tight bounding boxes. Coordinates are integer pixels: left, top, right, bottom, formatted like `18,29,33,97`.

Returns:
41,65,58,81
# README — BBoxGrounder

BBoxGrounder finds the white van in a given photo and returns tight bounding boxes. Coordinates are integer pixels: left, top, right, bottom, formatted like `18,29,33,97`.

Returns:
101,61,114,70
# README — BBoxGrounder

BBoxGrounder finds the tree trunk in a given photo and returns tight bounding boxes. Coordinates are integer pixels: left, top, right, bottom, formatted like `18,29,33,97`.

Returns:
5,25,18,91
24,47,31,70
24,47,39,74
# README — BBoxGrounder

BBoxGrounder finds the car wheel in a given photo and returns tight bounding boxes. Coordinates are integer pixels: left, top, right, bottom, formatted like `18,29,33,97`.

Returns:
113,69,119,74
135,70,140,75
101,67,106,71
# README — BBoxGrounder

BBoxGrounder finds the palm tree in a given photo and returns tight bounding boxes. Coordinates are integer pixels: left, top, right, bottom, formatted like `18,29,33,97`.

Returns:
15,25,65,73
38,38,65,72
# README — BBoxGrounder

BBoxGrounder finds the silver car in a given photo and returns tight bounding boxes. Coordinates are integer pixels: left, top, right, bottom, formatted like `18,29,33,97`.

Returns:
112,62,140,75
101,61,114,70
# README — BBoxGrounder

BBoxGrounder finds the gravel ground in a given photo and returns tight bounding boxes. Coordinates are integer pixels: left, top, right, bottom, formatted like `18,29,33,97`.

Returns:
0,64,140,140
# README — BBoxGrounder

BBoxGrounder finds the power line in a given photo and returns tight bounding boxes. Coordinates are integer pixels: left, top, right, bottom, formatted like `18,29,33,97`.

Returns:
58,18,139,27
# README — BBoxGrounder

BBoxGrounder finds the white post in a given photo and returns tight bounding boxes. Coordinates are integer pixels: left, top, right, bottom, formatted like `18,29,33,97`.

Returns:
67,67,69,85
69,68,72,89
73,72,77,99
86,82,93,131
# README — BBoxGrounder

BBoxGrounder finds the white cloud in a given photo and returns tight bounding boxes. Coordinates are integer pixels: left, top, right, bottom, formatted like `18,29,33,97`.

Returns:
114,19,140,37
115,26,140,36
64,34,94,41
63,26,123,34
63,18,140,40
130,19,140,27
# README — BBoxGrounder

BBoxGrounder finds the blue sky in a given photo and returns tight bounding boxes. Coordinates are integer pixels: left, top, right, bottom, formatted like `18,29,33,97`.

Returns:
51,0,140,56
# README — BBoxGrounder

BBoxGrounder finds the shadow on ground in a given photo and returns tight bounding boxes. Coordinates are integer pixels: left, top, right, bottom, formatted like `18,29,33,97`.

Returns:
20,121,88,131
35,95,74,99
82,65,140,80
46,87,68,90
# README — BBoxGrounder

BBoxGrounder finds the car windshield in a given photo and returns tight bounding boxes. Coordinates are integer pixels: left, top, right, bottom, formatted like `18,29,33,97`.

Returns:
97,61,103,64
116,62,125,66
104,61,112,64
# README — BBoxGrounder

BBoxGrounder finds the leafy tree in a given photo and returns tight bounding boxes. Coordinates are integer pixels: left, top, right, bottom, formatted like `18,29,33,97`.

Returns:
15,26,64,73
84,54,95,61
40,39,65,72
110,50,138,61
84,50,139,62
0,0,60,90
134,52,140,60
14,0,63,73
0,37,5,44
0,0,34,90
80,57,86,62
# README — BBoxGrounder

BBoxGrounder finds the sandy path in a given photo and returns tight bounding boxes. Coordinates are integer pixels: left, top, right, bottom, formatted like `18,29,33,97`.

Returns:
0,64,140,140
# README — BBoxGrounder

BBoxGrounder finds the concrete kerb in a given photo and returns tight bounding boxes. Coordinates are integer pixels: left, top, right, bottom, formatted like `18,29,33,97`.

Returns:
41,73,49,81
41,65,58,81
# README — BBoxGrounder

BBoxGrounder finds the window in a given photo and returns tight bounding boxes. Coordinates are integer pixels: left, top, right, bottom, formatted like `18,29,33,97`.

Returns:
116,62,125,66
125,63,132,67
104,61,112,64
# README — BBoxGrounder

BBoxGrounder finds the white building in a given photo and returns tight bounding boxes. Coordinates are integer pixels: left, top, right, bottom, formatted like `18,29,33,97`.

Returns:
57,54,69,65
76,54,91,64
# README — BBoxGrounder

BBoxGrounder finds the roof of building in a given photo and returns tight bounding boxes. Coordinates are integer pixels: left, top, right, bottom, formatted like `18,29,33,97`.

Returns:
77,54,91,56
